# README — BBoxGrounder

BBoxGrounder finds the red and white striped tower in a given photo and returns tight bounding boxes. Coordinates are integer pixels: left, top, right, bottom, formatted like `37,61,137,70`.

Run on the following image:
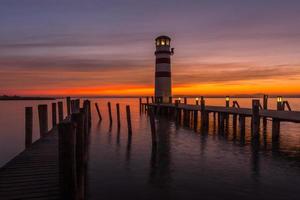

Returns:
154,35,174,103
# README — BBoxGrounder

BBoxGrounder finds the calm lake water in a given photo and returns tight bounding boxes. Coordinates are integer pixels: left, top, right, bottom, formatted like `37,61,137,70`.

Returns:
0,98,300,199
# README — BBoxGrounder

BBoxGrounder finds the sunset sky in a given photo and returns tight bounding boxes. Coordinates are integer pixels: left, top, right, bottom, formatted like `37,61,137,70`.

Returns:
1,0,300,96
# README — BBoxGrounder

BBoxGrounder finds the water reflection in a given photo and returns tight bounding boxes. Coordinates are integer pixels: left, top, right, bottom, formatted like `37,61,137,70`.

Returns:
149,117,172,188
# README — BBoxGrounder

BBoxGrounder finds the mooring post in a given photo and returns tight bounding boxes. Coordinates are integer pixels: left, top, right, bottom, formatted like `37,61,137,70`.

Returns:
95,103,102,121
116,103,121,128
71,112,85,164
252,99,260,138
149,108,157,148
263,94,268,128
126,105,132,135
25,107,33,149
232,114,237,132
193,110,198,131
108,102,112,124
74,99,80,113
70,100,74,114
272,118,280,141
52,103,57,128
219,112,225,132
239,115,246,134
58,101,64,122
169,96,172,104
38,104,48,137
139,97,142,113
66,97,71,116
200,97,208,129
151,96,154,103
184,97,187,104
58,121,77,200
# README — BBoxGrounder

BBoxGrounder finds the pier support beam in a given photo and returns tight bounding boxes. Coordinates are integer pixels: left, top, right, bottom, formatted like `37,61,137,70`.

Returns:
25,107,33,149
52,103,57,128
272,118,280,141
252,100,260,138
38,104,48,137
58,102,64,123
239,115,246,135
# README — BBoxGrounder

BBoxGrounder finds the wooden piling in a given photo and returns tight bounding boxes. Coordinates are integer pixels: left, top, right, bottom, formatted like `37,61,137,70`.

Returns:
126,105,132,135
151,96,154,103
272,118,280,141
108,102,113,124
252,100,260,138
232,114,237,132
95,103,102,121
218,112,225,132
71,112,85,164
38,104,48,137
116,103,121,127
58,101,64,122
139,97,142,113
25,107,33,149
193,110,198,131
184,97,187,104
52,103,57,128
149,108,157,148
239,115,246,134
200,97,208,129
66,97,71,116
58,121,77,200
169,96,172,104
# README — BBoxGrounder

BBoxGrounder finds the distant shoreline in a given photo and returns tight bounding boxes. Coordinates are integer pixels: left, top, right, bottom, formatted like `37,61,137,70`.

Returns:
0,96,56,101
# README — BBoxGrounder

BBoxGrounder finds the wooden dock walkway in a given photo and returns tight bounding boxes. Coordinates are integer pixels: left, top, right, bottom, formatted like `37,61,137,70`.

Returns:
0,129,60,200
147,103,300,122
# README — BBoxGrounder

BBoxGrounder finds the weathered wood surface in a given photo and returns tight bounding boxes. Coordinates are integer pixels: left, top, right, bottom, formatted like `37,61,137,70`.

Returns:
145,103,300,123
0,129,60,200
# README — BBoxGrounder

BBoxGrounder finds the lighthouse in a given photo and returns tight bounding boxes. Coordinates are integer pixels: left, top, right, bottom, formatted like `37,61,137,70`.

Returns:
154,35,174,103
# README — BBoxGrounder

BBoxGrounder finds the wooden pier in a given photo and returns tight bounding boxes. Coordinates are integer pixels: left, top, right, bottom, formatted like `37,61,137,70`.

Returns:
141,96,300,139
0,129,60,200
0,97,92,200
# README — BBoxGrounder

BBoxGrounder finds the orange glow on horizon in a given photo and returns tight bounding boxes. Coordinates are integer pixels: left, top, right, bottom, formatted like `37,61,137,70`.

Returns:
6,79,300,97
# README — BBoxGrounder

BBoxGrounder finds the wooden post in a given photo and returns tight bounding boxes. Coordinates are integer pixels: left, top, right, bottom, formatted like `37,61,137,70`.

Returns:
71,112,85,164
52,103,57,128
184,97,187,104
239,115,246,134
263,95,268,110
66,97,71,116
195,98,199,105
193,110,198,131
95,103,102,121
139,97,142,113
200,97,207,129
116,103,121,127
232,114,237,132
83,100,91,128
58,101,64,122
219,112,225,132
272,118,280,141
146,97,149,105
169,96,172,104
58,121,77,200
149,108,157,148
38,104,48,137
126,105,132,135
25,107,33,148
108,102,112,124
151,96,154,103
252,99,260,138
74,99,80,113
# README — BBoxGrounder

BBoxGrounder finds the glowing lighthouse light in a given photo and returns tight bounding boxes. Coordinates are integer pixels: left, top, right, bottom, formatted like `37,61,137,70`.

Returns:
154,35,174,103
